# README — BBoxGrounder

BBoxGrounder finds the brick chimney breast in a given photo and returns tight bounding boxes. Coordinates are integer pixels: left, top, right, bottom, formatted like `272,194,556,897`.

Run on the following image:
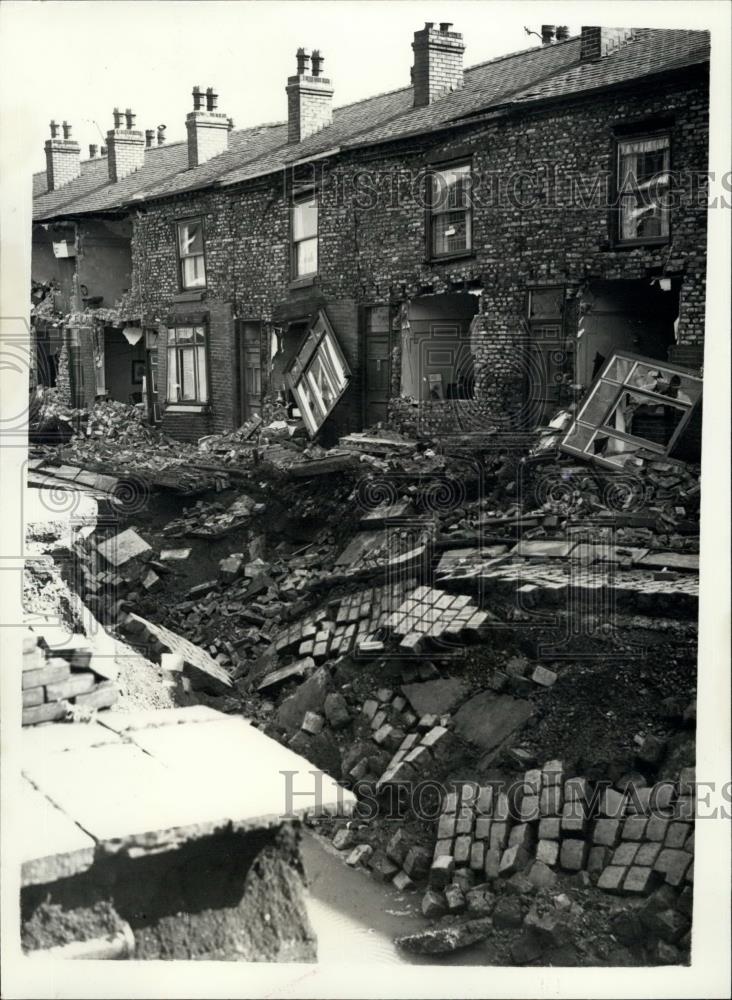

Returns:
412,21,465,107
580,26,635,61
106,108,145,182
286,48,334,144
186,85,229,167
44,119,81,190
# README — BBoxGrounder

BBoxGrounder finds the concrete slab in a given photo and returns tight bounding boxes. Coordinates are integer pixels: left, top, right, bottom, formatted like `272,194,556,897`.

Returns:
401,678,470,717
22,719,122,759
97,705,222,734
125,613,232,694
21,778,96,886
22,711,354,857
334,530,385,568
636,552,699,572
96,527,152,568
453,692,534,756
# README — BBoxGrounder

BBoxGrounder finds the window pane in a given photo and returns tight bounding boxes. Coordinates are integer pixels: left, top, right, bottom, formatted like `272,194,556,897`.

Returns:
432,164,470,212
629,362,700,404
194,326,206,344
179,348,196,400
167,346,178,401
618,136,670,241
178,221,203,256
196,345,208,402
293,199,317,241
182,254,206,288
296,236,318,275
605,390,685,446
575,379,621,425
176,327,194,344
432,210,470,255
603,355,636,383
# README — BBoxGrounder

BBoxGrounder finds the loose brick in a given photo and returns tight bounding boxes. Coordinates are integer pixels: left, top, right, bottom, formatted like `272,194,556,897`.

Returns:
22,658,70,690
437,813,456,840
489,822,509,851
433,839,452,860
429,854,455,888
499,844,530,876
664,822,691,849
599,787,627,818
22,687,44,708
623,865,659,895
561,800,587,835
403,846,431,880
469,841,485,871
483,848,501,879
559,838,587,871
475,817,492,840
593,818,621,847
455,811,473,836
476,784,494,816
22,700,68,726
612,842,640,866
587,845,611,874
74,681,118,710
635,841,662,867
621,816,648,841
519,794,539,823
564,776,591,802
654,849,692,886
540,784,563,816
597,865,627,892
453,835,472,867
646,815,671,842
508,823,534,852
538,816,561,840
536,839,559,866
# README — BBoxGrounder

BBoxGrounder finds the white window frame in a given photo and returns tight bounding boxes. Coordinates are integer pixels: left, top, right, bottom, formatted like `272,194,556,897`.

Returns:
177,219,207,290
166,326,209,405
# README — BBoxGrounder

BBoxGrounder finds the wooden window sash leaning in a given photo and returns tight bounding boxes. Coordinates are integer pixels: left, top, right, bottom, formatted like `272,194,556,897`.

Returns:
560,350,702,469
615,133,671,245
166,325,209,405
176,219,207,290
427,161,473,261
284,309,350,436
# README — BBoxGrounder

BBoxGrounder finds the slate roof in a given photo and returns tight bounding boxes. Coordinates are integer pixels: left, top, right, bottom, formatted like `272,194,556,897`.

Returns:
33,28,709,222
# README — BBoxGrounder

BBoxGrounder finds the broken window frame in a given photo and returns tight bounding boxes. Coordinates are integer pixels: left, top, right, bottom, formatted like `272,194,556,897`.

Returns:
614,132,671,247
291,189,319,281
427,160,473,261
176,218,207,290
284,310,350,436
166,325,209,405
560,350,702,469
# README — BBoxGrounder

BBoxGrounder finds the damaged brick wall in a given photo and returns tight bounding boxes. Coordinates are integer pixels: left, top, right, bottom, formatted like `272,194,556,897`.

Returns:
127,68,707,438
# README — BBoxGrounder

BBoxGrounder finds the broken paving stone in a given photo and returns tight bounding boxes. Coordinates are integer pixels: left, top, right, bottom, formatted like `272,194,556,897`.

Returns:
96,527,152,568
452,692,533,756
538,817,561,840
527,861,557,890
536,840,560,867
531,665,557,687
493,896,524,930
597,866,627,893
593,818,622,847
401,678,469,717
333,827,357,851
301,711,324,735
392,870,415,892
395,917,493,955
346,844,373,867
499,845,530,877
623,865,659,895
421,890,447,919
323,692,350,729
587,845,612,875
403,846,431,881
386,828,410,866
369,852,399,883
429,855,455,888
444,883,466,913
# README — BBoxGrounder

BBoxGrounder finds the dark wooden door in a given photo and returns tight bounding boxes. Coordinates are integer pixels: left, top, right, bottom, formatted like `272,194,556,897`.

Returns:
363,306,391,427
238,322,262,424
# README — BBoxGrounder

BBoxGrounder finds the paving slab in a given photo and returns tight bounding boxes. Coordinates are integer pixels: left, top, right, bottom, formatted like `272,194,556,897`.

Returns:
453,691,533,756
20,778,96,887
636,552,699,573
401,678,470,717
125,613,232,694
22,711,354,857
96,527,152,568
511,539,576,559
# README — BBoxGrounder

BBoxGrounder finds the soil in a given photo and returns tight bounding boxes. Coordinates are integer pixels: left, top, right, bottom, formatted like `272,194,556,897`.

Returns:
22,900,126,952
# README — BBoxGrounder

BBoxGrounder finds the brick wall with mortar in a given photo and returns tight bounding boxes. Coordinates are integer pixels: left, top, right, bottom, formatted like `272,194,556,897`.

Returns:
127,68,708,439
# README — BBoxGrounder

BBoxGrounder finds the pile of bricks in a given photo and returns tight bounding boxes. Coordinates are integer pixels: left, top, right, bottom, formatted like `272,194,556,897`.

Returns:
425,762,695,900
384,586,489,653
22,631,117,725
162,494,258,540
74,526,159,624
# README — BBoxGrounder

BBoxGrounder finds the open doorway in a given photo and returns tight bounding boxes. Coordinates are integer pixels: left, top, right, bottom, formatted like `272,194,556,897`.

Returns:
402,294,477,402
577,279,681,390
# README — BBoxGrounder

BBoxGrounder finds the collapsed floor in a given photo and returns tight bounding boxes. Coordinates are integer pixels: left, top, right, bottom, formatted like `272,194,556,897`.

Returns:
24,396,700,965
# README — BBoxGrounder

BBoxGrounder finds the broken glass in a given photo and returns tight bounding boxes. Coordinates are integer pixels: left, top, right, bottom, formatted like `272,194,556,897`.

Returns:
286,310,350,435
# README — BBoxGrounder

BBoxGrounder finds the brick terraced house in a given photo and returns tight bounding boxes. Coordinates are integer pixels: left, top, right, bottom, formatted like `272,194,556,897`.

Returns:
31,24,709,447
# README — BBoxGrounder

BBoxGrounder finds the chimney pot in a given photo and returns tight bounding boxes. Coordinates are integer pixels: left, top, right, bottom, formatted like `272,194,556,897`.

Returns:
124,108,135,129
113,108,123,129
555,25,569,41
206,87,218,111
192,85,204,110
311,50,324,76
157,126,166,145
227,117,234,131
287,46,333,142
541,25,555,45
101,145,107,156
89,144,98,158
412,21,465,107
61,121,72,139
295,47,311,75
49,119,59,138
145,129,155,148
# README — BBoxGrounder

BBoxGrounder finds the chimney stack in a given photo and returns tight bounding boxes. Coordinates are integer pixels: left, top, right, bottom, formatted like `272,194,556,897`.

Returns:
541,25,555,45
145,129,155,149
44,119,81,190
185,84,229,167
412,22,465,107
555,25,570,41
286,47,334,143
106,107,145,182
580,26,635,61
